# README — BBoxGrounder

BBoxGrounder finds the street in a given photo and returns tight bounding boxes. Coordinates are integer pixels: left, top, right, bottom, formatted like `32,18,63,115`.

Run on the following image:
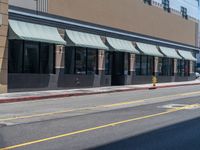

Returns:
0,85,200,150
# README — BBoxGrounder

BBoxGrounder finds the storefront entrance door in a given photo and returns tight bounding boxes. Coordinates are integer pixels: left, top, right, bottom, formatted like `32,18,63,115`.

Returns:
111,52,125,85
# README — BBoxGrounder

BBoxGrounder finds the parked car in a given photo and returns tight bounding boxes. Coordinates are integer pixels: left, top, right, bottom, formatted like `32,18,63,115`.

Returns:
195,72,200,79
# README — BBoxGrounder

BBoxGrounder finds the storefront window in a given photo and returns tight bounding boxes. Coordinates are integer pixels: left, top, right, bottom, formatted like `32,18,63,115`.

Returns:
87,49,98,75
8,40,23,73
40,43,55,74
24,42,40,73
177,60,190,76
65,47,98,75
135,55,141,75
75,48,87,74
147,56,154,75
184,60,190,76
65,47,75,74
105,52,112,75
8,40,55,74
135,55,154,76
141,55,148,75
158,58,174,76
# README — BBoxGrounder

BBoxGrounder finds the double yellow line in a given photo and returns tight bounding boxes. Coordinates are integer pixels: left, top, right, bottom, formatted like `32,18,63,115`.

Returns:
0,104,191,150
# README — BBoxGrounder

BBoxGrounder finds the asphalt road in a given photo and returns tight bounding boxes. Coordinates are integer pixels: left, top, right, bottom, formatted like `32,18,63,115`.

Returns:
0,85,200,150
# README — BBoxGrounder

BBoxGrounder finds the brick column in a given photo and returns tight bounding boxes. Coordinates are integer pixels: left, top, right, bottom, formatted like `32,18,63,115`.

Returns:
55,45,65,72
174,59,177,75
56,28,65,72
154,57,159,76
130,53,135,75
98,50,105,73
0,0,8,93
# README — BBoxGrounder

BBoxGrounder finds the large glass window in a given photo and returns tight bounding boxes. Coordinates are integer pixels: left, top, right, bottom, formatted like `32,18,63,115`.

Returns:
135,55,154,76
177,59,184,76
24,42,40,73
8,40,23,73
147,56,154,75
184,60,190,76
40,43,54,74
65,47,98,75
135,55,141,75
8,40,55,74
177,60,190,76
87,49,98,75
65,47,75,74
75,47,87,74
105,52,112,75
141,56,148,75
158,58,174,76
112,52,129,76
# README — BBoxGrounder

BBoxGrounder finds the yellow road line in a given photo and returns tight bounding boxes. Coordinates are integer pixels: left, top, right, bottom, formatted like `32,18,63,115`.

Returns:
0,101,144,122
1,90,200,122
0,107,96,122
0,105,188,150
180,91,200,96
102,100,144,108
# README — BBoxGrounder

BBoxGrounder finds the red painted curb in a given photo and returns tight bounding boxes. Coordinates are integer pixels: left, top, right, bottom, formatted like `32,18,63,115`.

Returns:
0,82,200,104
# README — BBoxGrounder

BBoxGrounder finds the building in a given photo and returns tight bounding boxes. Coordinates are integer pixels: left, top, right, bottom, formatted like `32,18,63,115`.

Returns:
0,0,199,93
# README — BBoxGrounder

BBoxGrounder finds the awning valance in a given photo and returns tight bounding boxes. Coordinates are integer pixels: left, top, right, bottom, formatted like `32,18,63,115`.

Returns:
106,37,140,54
159,46,182,59
8,20,66,45
65,30,108,50
136,42,163,57
178,50,197,61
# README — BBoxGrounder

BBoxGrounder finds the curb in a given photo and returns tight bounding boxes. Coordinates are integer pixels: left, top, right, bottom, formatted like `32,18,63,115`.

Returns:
0,82,200,104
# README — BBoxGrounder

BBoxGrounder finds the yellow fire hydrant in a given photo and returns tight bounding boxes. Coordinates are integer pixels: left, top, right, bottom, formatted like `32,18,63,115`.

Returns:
152,76,157,87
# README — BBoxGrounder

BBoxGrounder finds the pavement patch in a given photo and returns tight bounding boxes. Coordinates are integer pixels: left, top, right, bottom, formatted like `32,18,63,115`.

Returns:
158,103,200,110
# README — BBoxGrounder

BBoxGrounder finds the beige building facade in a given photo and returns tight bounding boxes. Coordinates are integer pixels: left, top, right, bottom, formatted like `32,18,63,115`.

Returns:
0,0,8,93
0,0,199,92
48,0,198,47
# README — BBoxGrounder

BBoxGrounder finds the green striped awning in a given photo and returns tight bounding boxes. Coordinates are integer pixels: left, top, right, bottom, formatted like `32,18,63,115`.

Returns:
65,30,108,50
106,37,140,54
9,20,66,45
136,42,163,57
159,46,182,59
178,50,197,61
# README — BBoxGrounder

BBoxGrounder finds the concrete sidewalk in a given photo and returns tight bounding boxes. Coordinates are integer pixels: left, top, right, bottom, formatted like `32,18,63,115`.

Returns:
0,79,200,104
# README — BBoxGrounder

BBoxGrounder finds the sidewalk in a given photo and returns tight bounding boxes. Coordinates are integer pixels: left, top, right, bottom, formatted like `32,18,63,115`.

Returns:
0,79,200,104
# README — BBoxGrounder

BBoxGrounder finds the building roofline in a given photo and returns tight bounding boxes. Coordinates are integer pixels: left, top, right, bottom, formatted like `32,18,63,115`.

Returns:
8,5,200,52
